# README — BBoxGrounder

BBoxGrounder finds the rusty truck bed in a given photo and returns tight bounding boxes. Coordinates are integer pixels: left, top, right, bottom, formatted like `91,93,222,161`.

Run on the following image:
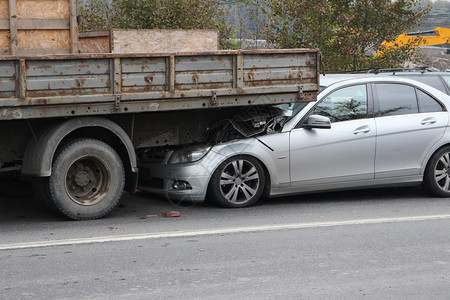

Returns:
0,49,320,120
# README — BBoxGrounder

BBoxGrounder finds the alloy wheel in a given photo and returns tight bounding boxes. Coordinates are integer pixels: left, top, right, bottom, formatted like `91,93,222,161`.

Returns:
219,159,260,204
434,152,450,192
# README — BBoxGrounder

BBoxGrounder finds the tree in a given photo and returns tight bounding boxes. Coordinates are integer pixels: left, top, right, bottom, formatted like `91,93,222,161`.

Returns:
78,0,232,48
79,0,116,31
260,0,431,71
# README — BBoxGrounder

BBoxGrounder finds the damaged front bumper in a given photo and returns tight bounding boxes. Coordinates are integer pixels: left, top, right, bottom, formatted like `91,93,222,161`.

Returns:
137,149,224,203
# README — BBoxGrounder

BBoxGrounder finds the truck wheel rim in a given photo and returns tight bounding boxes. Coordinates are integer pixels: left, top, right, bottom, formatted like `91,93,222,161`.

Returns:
219,159,260,204
434,152,450,192
65,156,111,206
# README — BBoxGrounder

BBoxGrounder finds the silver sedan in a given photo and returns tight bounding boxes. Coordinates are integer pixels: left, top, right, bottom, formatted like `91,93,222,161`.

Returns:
138,77,450,207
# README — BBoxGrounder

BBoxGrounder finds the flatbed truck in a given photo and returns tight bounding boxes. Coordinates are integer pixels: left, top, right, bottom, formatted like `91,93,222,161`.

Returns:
0,49,320,219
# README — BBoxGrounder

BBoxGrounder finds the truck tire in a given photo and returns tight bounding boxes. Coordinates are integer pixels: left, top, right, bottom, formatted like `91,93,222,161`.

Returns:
208,155,265,208
35,138,125,220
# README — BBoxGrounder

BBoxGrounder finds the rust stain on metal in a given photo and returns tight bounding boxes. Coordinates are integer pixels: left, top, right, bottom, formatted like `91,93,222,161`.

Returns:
74,78,86,88
208,83,227,89
144,74,154,84
235,88,246,94
28,88,105,98
34,64,51,70
0,93,12,98
192,74,199,84
145,85,154,92
246,80,283,87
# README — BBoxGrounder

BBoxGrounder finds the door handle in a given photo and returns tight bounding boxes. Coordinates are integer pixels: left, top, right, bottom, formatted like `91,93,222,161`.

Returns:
421,117,437,125
353,126,370,135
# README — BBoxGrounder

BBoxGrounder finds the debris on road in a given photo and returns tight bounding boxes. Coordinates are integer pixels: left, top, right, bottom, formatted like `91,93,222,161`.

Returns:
161,211,181,218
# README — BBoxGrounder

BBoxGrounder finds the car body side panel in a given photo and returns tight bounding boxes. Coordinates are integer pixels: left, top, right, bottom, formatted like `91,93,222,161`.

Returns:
375,112,448,178
289,118,376,188
420,125,450,173
270,175,422,197
213,133,291,188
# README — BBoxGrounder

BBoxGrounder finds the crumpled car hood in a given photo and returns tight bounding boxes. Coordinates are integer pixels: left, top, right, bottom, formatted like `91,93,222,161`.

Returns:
207,106,289,144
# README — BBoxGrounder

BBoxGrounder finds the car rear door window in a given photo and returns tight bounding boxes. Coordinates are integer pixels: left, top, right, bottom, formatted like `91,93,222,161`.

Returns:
313,85,367,122
376,84,418,116
417,89,444,113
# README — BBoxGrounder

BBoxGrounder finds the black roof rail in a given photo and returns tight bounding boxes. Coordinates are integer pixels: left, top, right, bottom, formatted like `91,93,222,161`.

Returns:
323,66,435,75
367,67,430,74
324,69,371,74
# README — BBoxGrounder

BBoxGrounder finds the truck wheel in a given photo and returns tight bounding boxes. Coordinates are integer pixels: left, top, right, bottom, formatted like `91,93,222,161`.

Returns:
424,146,450,197
208,156,265,208
35,138,125,220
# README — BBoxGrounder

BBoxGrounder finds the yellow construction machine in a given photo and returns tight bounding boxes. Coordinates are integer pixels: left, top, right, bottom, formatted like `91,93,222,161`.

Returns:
376,27,450,57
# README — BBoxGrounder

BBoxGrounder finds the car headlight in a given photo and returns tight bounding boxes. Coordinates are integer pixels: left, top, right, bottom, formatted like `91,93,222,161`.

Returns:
168,145,212,164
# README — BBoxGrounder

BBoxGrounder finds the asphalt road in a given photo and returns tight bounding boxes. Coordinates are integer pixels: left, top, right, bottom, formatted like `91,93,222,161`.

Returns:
1,187,450,299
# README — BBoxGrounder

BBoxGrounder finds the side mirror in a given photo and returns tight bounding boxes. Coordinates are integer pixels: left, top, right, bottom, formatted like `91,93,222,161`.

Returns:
304,115,331,129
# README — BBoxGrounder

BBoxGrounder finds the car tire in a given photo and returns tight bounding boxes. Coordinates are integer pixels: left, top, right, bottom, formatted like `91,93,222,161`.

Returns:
208,155,265,208
34,138,125,220
424,146,450,197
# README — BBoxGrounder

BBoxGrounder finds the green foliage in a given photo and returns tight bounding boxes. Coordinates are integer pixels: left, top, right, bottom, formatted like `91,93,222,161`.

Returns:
224,28,244,50
79,0,232,48
79,0,117,31
260,0,431,71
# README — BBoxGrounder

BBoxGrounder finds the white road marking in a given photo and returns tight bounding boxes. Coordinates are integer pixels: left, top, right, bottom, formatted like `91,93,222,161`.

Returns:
2,214,450,251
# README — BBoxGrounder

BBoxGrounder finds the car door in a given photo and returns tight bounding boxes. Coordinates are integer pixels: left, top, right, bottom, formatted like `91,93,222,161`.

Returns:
374,83,448,178
289,84,376,189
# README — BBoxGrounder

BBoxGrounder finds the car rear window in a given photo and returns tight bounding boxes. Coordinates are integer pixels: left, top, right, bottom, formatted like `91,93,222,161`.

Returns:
417,89,444,113
403,75,447,94
442,76,450,88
